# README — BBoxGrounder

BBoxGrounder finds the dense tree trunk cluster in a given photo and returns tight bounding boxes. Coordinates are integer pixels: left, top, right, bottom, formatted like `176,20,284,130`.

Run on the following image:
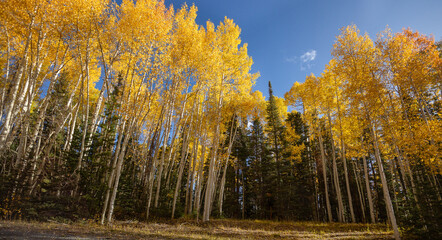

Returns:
0,0,259,225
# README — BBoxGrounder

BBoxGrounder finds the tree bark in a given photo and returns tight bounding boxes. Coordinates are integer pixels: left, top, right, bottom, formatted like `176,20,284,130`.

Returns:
370,121,400,240
327,112,345,222
106,119,133,224
363,154,376,223
171,109,194,219
218,116,238,216
318,131,333,222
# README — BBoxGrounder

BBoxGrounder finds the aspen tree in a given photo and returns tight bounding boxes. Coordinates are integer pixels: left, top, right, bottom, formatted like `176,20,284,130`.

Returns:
331,25,400,239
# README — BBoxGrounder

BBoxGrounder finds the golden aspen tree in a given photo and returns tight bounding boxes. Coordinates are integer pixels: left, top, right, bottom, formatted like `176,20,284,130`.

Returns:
331,25,400,240
201,16,257,221
318,71,345,222
324,61,356,223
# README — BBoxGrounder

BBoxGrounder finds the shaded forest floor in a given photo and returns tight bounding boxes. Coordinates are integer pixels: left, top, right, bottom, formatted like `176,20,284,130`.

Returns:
0,219,395,239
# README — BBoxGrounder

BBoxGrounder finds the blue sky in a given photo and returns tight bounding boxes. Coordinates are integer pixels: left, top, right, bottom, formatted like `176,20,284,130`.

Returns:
164,0,442,98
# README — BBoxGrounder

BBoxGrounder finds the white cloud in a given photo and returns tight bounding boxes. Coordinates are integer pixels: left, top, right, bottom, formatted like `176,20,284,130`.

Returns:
285,49,317,71
300,50,316,63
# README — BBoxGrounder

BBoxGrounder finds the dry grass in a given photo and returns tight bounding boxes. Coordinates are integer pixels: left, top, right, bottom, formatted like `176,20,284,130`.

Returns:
0,219,395,239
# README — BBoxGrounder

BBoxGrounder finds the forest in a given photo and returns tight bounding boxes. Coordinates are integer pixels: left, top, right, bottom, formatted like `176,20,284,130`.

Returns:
0,0,440,239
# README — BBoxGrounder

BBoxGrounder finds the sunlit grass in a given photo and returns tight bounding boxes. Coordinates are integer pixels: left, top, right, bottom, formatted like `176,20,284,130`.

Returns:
0,219,394,239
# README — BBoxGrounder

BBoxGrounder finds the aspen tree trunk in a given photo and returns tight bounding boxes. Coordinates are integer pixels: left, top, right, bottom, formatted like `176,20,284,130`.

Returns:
24,84,73,179
195,140,206,221
101,119,126,225
11,120,30,195
165,143,180,188
203,85,224,222
15,60,40,165
331,141,345,222
11,79,32,165
393,147,409,197
401,153,421,206
64,105,79,152
166,91,190,212
241,166,245,219
336,91,355,222
74,94,89,195
218,116,238,216
184,143,194,215
155,96,187,207
74,39,92,196
84,54,120,154
390,158,399,213
363,154,376,223
61,73,83,152
341,144,355,222
146,123,165,219
86,42,120,150
155,126,178,206
415,95,436,145
17,57,67,169
171,111,194,219
188,104,203,216
303,104,320,221
142,127,159,191
184,136,198,215
396,89,428,204
431,171,441,201
318,132,333,222
15,120,29,168
163,130,177,186
13,28,48,135
22,57,68,161
203,132,219,222
27,109,73,195
0,16,35,147
0,64,26,148
381,93,417,205
28,120,44,185
144,104,168,218
1,28,11,113
154,102,173,208
370,122,400,240
85,90,104,147
161,93,188,187
353,160,366,222
327,112,344,222
187,137,198,215
137,131,151,190
106,120,134,224
312,161,320,221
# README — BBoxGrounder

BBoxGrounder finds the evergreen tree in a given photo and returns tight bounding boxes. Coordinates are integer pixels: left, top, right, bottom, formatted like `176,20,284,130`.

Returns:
78,74,123,218
248,118,273,219
265,81,286,219
285,111,316,220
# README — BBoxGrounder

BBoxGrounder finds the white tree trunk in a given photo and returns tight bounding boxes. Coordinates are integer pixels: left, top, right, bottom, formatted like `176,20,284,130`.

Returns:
318,132,333,222
363,155,376,223
327,113,345,222
370,122,400,240
218,116,238,216
106,119,133,224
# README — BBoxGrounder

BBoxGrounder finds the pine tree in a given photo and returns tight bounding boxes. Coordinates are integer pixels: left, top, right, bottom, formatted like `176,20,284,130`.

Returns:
265,81,286,219
248,118,273,219
285,111,316,220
